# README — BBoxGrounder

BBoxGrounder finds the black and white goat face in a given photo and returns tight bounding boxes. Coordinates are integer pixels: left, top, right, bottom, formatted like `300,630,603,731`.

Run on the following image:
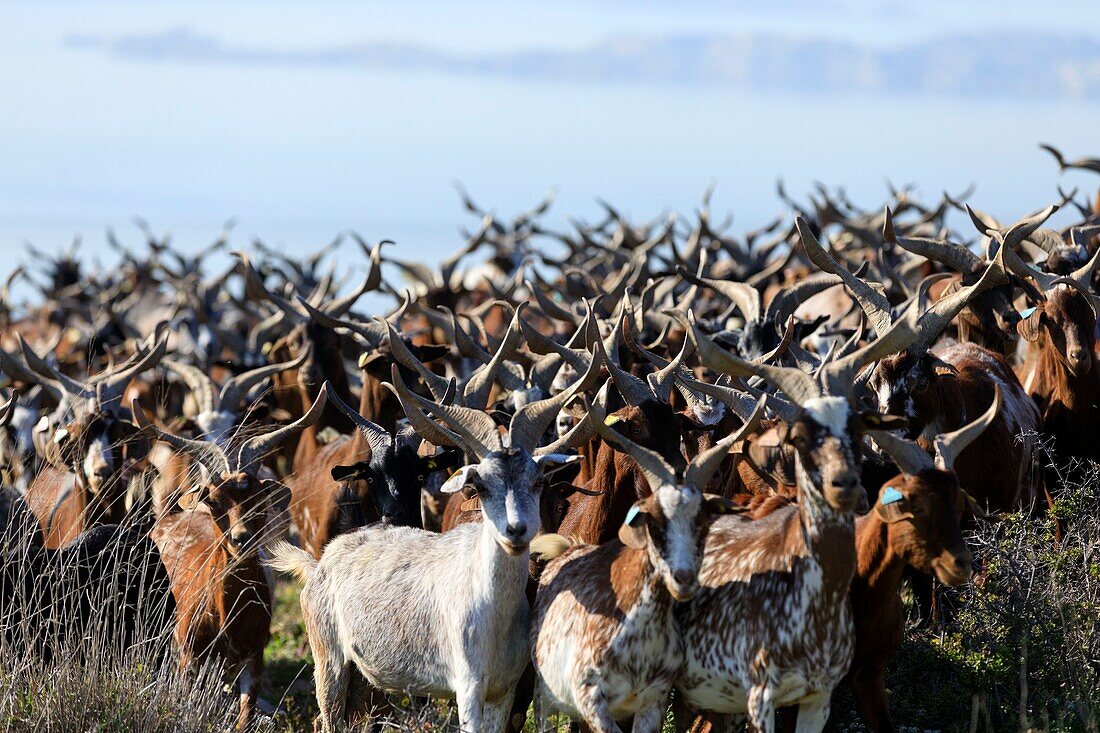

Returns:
791,396,864,512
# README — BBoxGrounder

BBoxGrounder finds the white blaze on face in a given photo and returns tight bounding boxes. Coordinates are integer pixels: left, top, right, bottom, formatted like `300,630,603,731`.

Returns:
803,396,850,438
655,484,703,581
83,432,113,488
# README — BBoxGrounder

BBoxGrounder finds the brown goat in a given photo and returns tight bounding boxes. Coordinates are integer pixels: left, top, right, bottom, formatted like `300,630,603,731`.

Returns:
137,389,326,730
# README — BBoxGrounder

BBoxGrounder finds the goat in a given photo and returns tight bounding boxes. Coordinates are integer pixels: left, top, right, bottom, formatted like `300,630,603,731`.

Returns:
865,341,1039,512
670,293,921,733
134,388,326,730
862,233,1040,513
17,327,167,546
994,208,1100,467
267,362,592,733
763,389,999,732
529,396,761,733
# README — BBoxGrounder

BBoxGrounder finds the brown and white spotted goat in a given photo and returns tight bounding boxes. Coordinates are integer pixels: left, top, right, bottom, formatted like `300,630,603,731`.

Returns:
529,395,763,733
670,303,920,733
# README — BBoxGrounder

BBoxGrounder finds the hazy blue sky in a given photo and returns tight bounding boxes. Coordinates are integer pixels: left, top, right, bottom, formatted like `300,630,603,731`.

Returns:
4,1,1100,291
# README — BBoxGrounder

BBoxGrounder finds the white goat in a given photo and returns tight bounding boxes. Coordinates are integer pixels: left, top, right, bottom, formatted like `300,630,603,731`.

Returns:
269,364,594,733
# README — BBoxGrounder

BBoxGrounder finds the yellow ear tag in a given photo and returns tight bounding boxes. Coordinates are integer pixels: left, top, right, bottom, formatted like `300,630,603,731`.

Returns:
604,415,622,426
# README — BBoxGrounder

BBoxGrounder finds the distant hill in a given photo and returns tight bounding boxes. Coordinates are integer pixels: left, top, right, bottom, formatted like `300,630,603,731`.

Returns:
68,27,1100,99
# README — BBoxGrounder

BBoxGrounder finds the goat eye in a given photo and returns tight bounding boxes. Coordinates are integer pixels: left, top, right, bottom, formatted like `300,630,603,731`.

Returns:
417,475,425,482
367,477,374,484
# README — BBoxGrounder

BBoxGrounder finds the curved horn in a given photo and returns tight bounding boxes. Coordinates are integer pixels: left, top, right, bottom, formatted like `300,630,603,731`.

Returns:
675,266,762,324
164,359,217,416
17,335,87,400
586,392,677,491
884,206,982,274
683,396,766,489
295,296,387,348
95,322,170,407
218,346,311,414
910,238,1009,353
235,385,328,472
463,303,525,410
933,385,1001,471
383,366,467,452
1070,238,1100,286
866,430,934,476
647,337,690,404
763,272,843,327
796,217,894,335
512,345,603,455
680,311,821,407
0,395,14,427
380,319,451,401
821,301,923,398
597,336,655,407
324,382,391,456
386,365,501,460
130,397,231,476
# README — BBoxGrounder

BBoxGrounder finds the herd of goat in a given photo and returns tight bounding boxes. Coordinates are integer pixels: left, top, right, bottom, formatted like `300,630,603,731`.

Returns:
1,145,1100,733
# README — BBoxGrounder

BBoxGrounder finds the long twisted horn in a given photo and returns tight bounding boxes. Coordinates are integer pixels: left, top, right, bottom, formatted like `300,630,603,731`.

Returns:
235,385,328,472
884,206,982,274
683,396,766,489
130,398,231,477
933,386,1001,471
796,217,894,335
385,365,502,460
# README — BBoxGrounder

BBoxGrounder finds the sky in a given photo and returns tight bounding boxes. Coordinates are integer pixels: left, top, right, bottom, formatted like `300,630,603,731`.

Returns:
3,0,1100,297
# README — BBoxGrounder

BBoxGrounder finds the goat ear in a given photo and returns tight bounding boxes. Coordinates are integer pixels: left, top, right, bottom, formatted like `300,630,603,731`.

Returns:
416,344,450,364
676,411,709,432
703,494,739,515
423,447,464,474
441,465,477,494
533,453,580,469
177,487,207,511
873,485,914,523
331,461,371,482
260,478,292,507
1017,308,1043,342
618,504,648,550
931,360,959,378
861,413,908,431
358,351,391,378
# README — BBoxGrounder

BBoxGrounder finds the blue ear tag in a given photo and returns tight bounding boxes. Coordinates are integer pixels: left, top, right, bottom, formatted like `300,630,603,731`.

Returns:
625,505,641,525
1019,307,1037,319
881,487,904,505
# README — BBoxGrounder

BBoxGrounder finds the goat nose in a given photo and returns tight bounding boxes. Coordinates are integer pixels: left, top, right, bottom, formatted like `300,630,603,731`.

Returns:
673,569,695,587
833,472,859,491
506,521,527,538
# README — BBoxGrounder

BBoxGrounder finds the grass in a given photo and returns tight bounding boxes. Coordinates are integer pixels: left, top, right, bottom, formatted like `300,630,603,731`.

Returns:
3,459,1099,731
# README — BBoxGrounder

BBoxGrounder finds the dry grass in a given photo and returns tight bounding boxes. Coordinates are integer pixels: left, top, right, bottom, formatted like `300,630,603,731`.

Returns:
2,454,1098,732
